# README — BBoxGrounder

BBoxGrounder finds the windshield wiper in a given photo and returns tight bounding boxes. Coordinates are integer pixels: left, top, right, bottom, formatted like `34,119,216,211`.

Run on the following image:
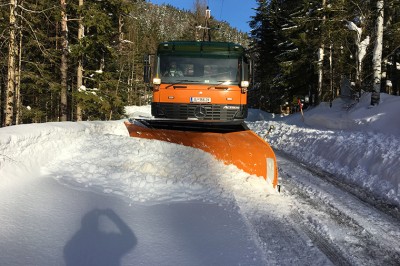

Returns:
166,80,201,89
207,80,232,89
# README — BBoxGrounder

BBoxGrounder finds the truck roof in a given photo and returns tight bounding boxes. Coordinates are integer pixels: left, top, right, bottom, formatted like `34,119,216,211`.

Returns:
157,41,245,57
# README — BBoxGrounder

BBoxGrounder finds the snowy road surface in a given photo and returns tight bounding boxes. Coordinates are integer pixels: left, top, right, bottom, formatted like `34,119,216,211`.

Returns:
276,151,400,265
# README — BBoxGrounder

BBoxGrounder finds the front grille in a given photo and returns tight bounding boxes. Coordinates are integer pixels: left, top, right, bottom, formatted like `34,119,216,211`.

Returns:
152,103,247,120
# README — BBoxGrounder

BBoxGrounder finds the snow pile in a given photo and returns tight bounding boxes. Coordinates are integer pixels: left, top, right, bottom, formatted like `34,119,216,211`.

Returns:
0,109,282,265
0,117,275,210
0,120,272,265
124,105,152,118
304,93,400,135
43,133,274,206
0,121,128,180
247,93,400,206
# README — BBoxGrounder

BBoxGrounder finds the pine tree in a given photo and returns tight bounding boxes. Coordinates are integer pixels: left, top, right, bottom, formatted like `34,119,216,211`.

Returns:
19,0,62,123
249,0,285,112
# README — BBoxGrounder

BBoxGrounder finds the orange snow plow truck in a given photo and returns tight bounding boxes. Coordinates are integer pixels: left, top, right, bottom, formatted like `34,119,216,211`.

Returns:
125,41,278,188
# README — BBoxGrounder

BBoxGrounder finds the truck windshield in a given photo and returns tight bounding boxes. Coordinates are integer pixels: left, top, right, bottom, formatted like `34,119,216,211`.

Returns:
159,55,240,85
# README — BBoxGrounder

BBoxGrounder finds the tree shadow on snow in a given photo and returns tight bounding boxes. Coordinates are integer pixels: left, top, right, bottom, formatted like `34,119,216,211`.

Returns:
64,208,137,266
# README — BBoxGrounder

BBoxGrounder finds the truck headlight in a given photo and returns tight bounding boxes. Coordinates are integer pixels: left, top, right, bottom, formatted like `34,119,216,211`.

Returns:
240,81,249,88
153,77,161,85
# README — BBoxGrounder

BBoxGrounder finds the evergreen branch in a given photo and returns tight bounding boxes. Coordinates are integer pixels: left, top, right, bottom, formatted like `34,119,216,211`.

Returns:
16,13,50,57
383,45,400,61
0,3,10,7
21,60,46,77
17,4,58,14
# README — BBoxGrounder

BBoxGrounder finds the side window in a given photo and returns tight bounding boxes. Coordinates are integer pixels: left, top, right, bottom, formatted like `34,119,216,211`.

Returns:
242,60,249,81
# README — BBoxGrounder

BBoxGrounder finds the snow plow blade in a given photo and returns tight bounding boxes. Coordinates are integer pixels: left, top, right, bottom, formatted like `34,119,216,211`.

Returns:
124,119,278,188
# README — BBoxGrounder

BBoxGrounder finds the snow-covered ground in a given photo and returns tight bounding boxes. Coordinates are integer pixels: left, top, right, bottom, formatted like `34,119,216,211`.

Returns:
248,93,400,207
0,93,399,265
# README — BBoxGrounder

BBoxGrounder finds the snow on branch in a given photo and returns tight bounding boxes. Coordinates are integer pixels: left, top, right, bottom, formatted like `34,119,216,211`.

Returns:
346,21,362,37
358,36,370,63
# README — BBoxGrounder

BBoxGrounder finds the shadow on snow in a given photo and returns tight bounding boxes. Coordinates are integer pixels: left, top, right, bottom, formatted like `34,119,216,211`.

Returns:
64,208,137,266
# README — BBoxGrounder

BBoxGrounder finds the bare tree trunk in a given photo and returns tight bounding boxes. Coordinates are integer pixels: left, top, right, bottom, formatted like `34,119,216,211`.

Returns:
329,44,334,101
5,0,18,126
118,14,124,51
393,50,399,95
0,76,3,125
317,0,326,104
317,45,324,102
371,0,384,105
60,0,68,121
108,14,126,120
76,0,84,121
193,0,207,41
15,19,22,125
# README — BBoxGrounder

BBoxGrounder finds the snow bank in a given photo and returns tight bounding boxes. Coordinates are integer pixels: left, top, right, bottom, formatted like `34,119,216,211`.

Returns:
124,105,152,118
303,93,400,136
0,121,128,181
0,119,272,266
247,93,400,207
0,118,276,214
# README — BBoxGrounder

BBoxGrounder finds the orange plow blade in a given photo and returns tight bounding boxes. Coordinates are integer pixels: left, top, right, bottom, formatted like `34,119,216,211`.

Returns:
124,121,278,188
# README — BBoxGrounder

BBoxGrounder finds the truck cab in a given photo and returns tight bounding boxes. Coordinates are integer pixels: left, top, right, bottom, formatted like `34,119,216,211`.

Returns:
150,41,250,121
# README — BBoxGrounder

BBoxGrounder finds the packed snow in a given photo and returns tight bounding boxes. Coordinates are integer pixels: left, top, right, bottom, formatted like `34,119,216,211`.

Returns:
0,92,399,265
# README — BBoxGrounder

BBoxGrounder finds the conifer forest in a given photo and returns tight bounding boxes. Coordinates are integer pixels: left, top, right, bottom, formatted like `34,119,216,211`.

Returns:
0,0,399,126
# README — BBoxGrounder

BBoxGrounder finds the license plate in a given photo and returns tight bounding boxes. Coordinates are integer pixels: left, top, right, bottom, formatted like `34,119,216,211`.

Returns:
190,97,211,103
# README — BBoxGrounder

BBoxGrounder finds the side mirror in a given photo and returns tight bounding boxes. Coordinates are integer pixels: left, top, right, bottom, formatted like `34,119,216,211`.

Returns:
143,54,151,84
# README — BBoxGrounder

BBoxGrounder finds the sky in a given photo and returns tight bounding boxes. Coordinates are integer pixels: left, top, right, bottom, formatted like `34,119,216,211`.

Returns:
0,93,399,265
149,0,258,33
